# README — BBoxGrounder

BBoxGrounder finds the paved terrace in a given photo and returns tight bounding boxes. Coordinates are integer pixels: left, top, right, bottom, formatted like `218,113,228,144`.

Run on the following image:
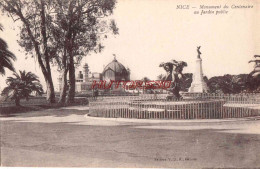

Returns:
1,105,260,168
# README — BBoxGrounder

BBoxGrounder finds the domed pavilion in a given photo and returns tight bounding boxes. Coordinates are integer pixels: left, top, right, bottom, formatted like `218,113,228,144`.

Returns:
57,57,130,92
102,57,130,81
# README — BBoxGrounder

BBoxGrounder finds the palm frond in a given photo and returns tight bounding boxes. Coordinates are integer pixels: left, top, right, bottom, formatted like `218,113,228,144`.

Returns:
1,70,43,103
0,35,16,75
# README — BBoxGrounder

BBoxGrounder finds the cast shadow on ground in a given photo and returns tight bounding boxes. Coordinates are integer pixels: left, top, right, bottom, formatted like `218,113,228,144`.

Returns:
0,106,89,118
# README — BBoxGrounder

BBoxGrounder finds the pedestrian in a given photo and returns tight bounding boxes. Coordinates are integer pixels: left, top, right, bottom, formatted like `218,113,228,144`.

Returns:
93,88,98,100
92,87,98,100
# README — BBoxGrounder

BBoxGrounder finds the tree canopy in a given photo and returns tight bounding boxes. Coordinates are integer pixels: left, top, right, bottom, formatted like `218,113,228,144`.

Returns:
1,70,43,106
0,0,118,103
0,24,16,75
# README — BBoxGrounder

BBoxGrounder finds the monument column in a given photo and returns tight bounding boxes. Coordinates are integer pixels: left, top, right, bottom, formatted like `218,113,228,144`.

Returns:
189,46,208,93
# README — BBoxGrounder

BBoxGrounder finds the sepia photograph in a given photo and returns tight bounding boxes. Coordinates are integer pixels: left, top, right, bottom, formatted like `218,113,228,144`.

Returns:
0,0,260,168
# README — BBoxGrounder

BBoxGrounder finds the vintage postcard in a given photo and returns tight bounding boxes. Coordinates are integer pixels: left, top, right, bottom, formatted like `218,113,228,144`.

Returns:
0,0,260,168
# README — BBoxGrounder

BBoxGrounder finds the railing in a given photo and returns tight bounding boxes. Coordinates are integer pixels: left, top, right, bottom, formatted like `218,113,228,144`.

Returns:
89,93,260,119
182,93,260,104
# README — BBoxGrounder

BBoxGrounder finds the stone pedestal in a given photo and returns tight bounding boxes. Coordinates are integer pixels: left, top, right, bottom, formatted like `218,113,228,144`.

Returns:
189,58,208,93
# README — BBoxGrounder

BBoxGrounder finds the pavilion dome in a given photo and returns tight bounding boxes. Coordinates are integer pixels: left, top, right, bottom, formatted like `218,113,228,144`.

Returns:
102,57,130,81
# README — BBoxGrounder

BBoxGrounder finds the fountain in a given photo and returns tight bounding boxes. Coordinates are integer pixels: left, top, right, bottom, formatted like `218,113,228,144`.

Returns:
88,47,259,119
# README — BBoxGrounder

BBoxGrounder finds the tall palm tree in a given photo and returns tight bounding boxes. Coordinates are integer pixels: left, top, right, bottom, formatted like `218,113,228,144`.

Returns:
1,70,43,106
249,55,260,78
0,24,16,75
248,55,260,91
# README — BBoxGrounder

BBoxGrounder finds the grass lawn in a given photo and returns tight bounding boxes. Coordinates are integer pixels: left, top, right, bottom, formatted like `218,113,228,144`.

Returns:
0,96,89,115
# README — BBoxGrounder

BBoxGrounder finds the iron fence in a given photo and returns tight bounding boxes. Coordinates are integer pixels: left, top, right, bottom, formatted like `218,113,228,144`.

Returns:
89,93,260,119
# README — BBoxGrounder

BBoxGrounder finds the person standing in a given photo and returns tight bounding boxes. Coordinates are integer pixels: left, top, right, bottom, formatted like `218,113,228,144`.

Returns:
93,87,99,100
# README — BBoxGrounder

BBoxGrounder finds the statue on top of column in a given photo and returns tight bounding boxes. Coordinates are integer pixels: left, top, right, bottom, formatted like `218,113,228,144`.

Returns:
197,46,201,59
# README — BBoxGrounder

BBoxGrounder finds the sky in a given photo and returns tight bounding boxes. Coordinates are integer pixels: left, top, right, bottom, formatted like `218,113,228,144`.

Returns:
0,0,260,91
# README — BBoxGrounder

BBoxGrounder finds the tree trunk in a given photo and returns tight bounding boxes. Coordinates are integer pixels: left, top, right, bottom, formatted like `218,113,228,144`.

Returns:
17,1,56,104
15,98,20,106
45,72,56,104
67,60,75,104
59,69,68,104
40,0,55,104
67,32,76,104
59,42,68,104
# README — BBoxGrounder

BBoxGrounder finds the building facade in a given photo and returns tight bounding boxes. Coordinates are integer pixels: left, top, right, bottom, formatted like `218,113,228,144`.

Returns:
57,57,130,93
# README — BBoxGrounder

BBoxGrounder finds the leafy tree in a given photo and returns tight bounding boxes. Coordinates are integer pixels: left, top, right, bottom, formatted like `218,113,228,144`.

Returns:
207,74,248,94
0,24,16,75
0,0,118,104
0,0,56,103
50,0,118,103
1,70,43,106
205,56,260,93
247,55,260,91
141,77,150,82
179,73,192,92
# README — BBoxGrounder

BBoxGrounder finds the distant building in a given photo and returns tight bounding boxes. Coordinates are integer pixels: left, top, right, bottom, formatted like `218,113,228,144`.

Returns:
102,57,130,81
57,57,130,93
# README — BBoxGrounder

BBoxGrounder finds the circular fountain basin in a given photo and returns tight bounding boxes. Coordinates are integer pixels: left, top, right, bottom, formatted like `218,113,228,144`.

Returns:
89,99,230,119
